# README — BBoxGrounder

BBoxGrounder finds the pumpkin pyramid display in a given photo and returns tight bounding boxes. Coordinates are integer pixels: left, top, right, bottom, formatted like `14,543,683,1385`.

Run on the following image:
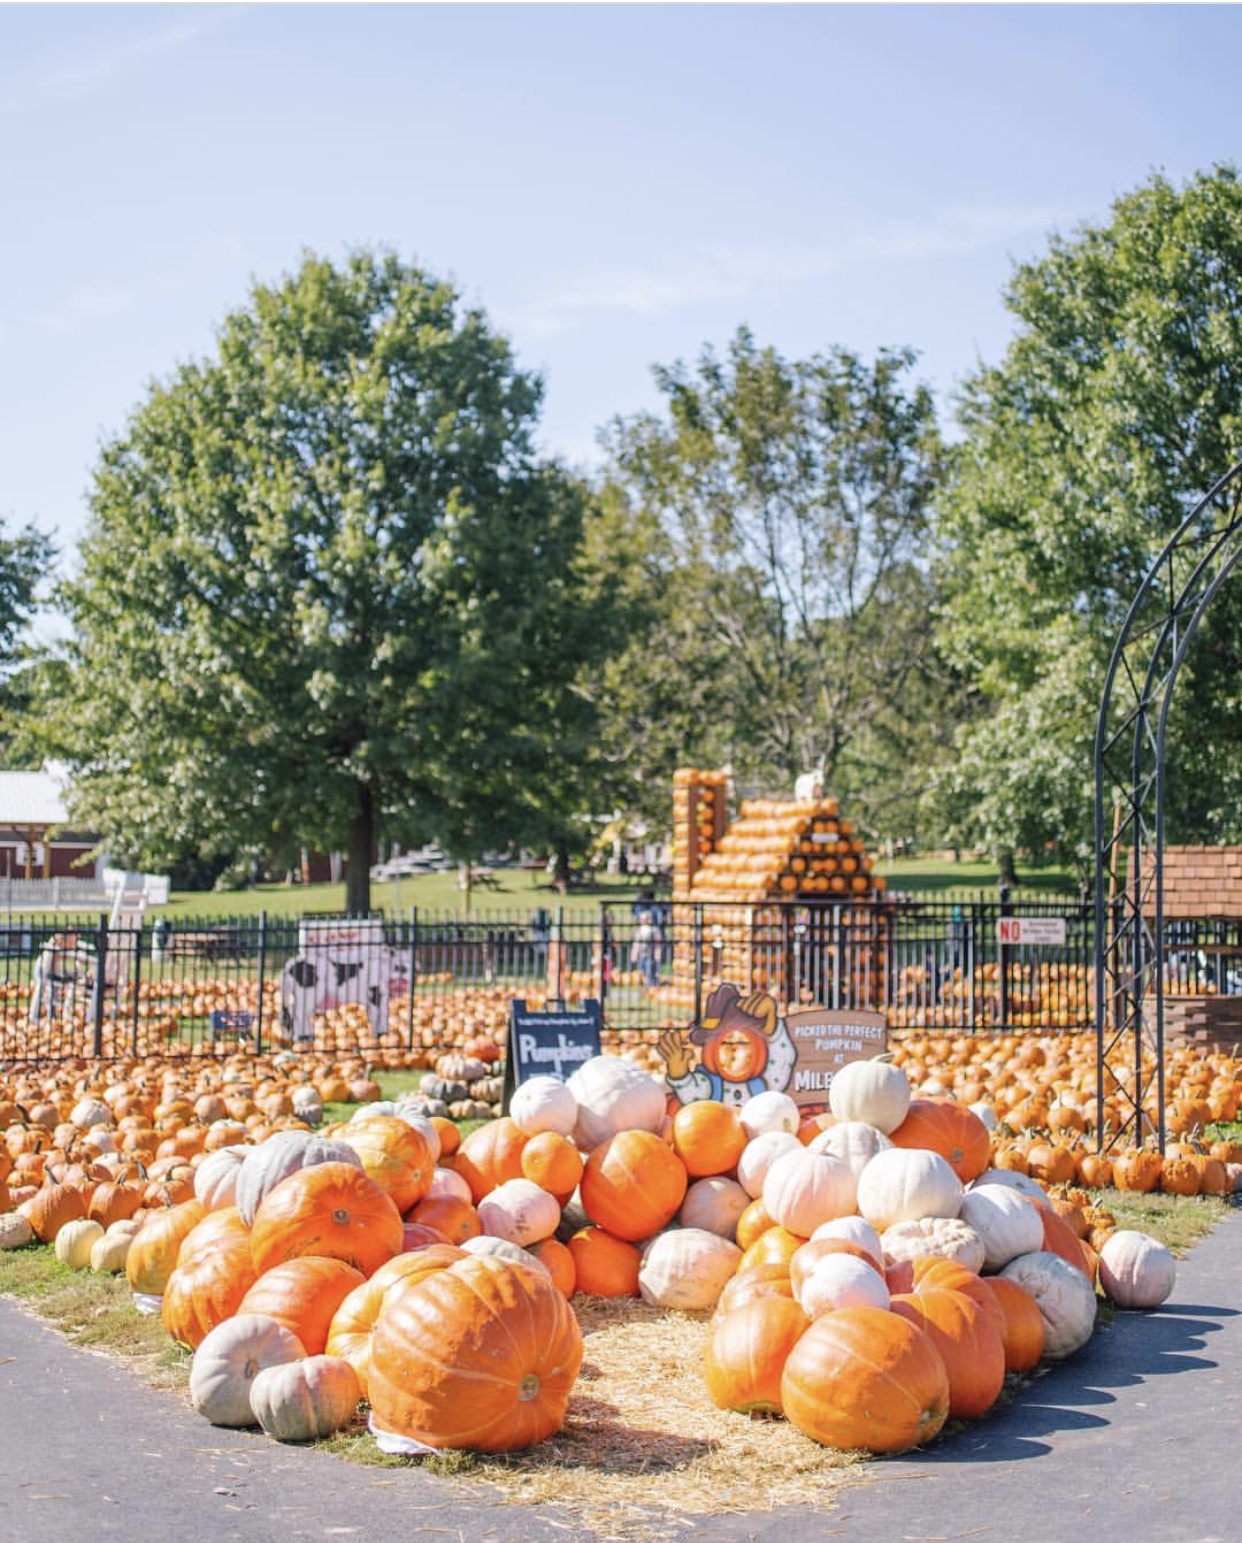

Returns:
667,770,886,1005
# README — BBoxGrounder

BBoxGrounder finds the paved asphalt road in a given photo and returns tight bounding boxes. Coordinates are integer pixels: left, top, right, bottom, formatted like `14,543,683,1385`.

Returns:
2,1209,1239,1543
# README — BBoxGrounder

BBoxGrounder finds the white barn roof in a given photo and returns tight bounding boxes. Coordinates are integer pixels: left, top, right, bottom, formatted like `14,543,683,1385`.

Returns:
0,770,71,827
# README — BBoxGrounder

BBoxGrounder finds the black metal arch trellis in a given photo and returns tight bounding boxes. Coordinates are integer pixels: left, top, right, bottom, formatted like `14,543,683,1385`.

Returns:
1094,459,1242,1151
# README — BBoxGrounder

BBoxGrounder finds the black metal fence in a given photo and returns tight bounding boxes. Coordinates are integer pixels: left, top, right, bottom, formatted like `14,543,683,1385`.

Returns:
6,891,1217,1062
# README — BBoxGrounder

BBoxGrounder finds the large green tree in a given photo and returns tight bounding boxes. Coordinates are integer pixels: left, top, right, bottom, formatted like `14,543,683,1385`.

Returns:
0,518,55,764
598,329,952,837
40,250,621,910
934,165,1242,876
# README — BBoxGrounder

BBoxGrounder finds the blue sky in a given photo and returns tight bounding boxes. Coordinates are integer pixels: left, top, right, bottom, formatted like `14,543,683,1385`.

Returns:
4,2,1241,581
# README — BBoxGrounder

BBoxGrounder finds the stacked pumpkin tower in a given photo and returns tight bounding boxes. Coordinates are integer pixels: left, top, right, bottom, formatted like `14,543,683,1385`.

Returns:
666,769,887,1012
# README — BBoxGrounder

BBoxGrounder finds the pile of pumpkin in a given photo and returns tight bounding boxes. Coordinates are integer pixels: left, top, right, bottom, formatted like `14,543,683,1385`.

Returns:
2,1048,1180,1458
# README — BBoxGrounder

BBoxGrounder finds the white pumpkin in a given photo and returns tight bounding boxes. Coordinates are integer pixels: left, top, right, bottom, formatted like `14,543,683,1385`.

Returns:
968,1168,1050,1208
249,1354,361,1442
189,1314,307,1427
827,1057,911,1133
797,1253,891,1319
739,1089,800,1138
1097,1229,1176,1310
510,1075,578,1137
808,1120,892,1176
638,1228,742,1311
969,1101,999,1132
476,1178,561,1247
999,1250,1098,1359
855,1146,963,1232
958,1184,1046,1271
0,1213,34,1250
193,1144,250,1212
70,1096,112,1130
762,1147,857,1236
735,1129,802,1199
290,1086,324,1126
54,1218,105,1270
880,1216,986,1273
459,1235,551,1275
90,1225,138,1274
566,1055,666,1149
679,1175,751,1238
808,1214,884,1269
424,1166,473,1205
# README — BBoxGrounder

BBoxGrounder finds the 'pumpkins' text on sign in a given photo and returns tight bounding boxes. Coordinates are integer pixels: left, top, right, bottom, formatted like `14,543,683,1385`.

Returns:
503,998,602,1111
784,1007,888,1108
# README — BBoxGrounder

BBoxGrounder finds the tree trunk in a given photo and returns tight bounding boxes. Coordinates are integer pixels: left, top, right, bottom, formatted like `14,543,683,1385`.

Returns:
345,782,373,915
459,861,473,915
553,843,571,895
997,847,1017,889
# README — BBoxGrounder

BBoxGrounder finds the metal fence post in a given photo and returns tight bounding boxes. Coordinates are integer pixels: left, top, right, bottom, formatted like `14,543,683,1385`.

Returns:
255,911,267,1053
998,884,1012,1030
131,924,143,1056
407,907,418,1051
92,918,108,1057
693,904,704,1023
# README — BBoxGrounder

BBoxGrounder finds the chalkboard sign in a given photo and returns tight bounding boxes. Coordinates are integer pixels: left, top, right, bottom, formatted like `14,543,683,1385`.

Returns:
502,998,602,1112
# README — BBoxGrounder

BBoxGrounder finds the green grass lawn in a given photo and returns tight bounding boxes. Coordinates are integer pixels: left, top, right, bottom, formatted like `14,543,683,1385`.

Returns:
155,853,1081,923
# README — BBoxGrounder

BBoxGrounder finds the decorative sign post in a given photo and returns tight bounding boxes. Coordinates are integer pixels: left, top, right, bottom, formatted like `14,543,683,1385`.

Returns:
781,1006,888,1109
502,998,602,1112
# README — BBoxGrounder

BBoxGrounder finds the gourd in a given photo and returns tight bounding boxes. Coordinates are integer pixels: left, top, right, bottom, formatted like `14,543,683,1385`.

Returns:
189,1313,306,1427
1097,1229,1176,1309
249,1354,361,1442
637,1228,742,1311
880,1216,985,1274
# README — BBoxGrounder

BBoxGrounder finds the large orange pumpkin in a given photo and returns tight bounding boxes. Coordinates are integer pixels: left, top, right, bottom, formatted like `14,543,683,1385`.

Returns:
249,1162,403,1277
341,1116,436,1214
891,1287,1006,1420
325,1245,467,1396
714,1262,795,1317
162,1230,258,1349
781,1305,950,1454
888,1098,991,1182
449,1118,529,1203
368,1253,584,1452
126,1199,207,1296
579,1130,687,1243
704,1295,809,1415
237,1255,366,1355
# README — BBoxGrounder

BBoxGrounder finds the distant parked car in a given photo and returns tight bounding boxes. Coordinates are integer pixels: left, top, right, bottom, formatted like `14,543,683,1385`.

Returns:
370,845,450,881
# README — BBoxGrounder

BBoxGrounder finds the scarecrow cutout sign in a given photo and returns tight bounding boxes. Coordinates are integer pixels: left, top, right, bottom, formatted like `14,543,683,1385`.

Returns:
658,982,887,1113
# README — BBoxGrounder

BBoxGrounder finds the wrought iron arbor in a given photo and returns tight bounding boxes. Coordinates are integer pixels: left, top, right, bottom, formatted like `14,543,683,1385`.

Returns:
1094,461,1242,1149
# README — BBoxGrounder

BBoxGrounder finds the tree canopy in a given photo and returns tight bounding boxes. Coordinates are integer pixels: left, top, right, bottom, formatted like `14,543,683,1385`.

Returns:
0,517,54,765
39,250,620,910
597,329,952,835
933,164,1242,872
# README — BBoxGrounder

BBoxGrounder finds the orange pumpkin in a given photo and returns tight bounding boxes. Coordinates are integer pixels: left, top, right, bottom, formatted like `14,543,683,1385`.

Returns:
125,1199,207,1296
237,1255,366,1355
565,1227,641,1297
670,1100,747,1178
714,1262,795,1316
527,1236,576,1298
737,1225,805,1273
519,1132,584,1200
888,1098,991,1182
368,1253,584,1452
704,1294,809,1415
325,1245,467,1396
404,1193,482,1244
579,1129,687,1243
734,1196,778,1252
982,1275,1046,1372
891,1287,1006,1420
780,1305,950,1454
450,1118,529,1203
342,1116,436,1214
162,1229,258,1349
248,1161,403,1277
